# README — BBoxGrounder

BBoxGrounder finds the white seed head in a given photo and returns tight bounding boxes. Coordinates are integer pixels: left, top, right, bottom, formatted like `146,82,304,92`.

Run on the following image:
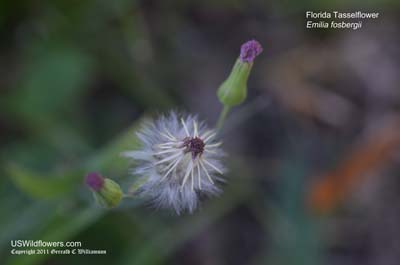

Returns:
123,112,226,214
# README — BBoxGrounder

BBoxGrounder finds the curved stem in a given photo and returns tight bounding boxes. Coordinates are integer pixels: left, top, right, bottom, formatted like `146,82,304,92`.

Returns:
216,105,231,131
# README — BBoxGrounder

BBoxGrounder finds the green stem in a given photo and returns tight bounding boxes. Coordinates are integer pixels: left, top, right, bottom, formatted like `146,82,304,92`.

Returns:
123,193,135,198
216,105,231,131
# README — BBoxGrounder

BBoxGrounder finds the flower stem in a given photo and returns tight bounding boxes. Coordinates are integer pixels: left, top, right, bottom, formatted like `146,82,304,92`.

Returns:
216,105,231,131
123,193,135,198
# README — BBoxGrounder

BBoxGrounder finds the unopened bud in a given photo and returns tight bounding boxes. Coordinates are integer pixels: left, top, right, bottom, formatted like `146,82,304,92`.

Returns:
85,172,123,208
217,40,262,107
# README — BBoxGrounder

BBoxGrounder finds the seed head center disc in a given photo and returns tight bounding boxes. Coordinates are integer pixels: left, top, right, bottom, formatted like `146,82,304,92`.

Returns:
185,137,205,158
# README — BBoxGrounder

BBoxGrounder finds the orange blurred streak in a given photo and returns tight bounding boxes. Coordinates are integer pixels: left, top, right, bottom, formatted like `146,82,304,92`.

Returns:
308,123,400,214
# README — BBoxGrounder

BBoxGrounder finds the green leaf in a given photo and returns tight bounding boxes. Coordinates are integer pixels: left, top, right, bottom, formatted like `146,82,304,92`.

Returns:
6,163,80,200
12,47,92,127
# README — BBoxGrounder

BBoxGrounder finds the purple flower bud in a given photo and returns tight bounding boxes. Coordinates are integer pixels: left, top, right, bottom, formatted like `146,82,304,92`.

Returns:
239,40,263,63
85,172,104,191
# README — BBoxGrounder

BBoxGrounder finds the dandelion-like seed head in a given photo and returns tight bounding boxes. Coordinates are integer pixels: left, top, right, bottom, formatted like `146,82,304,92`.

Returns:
123,112,226,214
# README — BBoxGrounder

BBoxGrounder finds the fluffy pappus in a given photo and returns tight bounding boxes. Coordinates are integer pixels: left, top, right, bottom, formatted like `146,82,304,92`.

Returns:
123,112,226,214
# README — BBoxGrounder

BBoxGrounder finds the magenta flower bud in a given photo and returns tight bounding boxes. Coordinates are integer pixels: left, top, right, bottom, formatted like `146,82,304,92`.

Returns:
239,40,263,63
217,39,263,107
85,172,104,191
85,172,123,208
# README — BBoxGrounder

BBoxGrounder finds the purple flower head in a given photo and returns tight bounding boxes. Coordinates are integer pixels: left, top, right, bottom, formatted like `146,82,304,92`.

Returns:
85,172,104,191
239,40,263,63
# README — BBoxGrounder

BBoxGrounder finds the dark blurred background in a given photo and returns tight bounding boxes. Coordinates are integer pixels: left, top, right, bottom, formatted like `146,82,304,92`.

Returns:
1,0,400,265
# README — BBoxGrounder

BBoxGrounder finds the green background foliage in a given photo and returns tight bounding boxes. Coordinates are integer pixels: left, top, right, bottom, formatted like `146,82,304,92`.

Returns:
1,0,399,264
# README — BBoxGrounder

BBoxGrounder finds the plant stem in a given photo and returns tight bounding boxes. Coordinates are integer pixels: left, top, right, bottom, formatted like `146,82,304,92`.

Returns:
216,105,231,131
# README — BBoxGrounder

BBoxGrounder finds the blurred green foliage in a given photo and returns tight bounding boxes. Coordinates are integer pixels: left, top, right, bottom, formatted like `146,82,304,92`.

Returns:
1,0,399,264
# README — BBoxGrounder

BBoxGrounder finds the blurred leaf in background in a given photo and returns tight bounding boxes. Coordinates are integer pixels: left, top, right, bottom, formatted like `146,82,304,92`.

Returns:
1,0,400,265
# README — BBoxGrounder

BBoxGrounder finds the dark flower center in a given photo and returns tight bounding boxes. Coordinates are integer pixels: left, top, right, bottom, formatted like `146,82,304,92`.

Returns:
184,137,205,159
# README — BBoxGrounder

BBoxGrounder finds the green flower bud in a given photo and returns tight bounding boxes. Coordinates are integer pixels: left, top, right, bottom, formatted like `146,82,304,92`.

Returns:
217,40,263,107
85,172,123,208
217,59,252,106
